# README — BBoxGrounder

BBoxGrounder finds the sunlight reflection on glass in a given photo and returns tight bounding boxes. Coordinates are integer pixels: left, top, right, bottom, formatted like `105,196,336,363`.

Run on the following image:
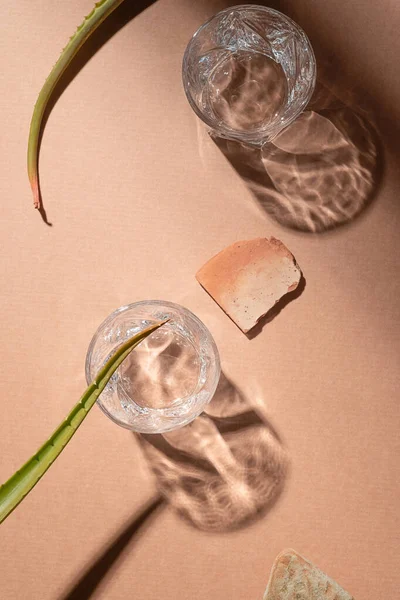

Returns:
85,301,220,433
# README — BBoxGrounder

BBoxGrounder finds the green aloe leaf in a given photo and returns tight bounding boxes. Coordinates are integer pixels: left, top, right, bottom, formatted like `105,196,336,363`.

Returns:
0,320,166,524
28,0,125,209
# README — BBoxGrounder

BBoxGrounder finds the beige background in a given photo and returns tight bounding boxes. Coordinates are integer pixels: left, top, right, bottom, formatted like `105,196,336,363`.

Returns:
1,1,399,598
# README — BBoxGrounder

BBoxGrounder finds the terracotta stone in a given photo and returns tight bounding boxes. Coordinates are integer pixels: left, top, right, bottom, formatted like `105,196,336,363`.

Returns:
263,550,354,600
196,237,301,333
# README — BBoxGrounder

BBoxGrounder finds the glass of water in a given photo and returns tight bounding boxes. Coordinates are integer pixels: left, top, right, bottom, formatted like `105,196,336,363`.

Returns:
85,301,221,434
182,5,316,145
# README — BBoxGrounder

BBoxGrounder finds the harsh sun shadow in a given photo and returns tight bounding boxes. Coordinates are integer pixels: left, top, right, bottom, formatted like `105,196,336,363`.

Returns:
210,72,383,233
59,496,164,600
138,372,289,532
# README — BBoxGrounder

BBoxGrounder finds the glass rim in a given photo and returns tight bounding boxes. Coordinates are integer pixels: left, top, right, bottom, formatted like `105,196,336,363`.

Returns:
182,4,317,143
85,300,221,431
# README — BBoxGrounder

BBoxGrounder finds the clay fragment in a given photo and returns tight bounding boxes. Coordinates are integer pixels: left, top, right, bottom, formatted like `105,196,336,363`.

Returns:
196,237,301,333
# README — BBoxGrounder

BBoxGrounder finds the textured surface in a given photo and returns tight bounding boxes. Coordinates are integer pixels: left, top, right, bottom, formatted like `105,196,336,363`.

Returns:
196,237,301,332
264,550,353,599
0,1,400,599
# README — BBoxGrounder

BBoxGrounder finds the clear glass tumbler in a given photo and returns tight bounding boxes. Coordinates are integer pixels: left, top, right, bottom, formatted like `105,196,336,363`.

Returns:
182,5,316,145
85,301,221,434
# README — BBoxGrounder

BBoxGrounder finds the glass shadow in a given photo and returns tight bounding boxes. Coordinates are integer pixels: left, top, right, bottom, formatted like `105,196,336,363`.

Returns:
138,372,288,532
210,76,382,233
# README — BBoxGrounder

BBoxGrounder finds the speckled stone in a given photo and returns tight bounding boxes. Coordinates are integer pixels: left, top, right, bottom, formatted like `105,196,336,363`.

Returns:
196,237,301,333
263,550,354,600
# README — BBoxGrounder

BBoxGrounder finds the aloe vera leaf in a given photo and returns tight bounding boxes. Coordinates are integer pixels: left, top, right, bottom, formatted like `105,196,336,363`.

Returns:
0,320,166,524
28,0,126,209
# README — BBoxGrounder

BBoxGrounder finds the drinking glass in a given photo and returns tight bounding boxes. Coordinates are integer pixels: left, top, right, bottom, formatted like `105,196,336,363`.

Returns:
85,301,221,434
182,4,316,145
